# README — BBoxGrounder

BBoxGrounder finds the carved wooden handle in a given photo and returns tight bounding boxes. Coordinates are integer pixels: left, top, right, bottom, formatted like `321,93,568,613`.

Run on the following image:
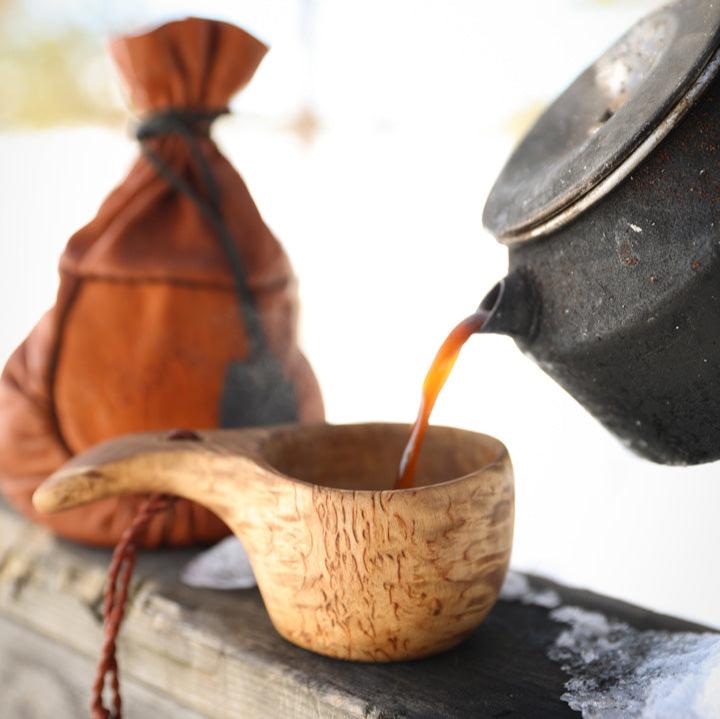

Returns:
32,427,279,519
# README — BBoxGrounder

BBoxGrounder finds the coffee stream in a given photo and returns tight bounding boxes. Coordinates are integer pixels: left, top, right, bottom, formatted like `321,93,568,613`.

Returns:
395,310,488,490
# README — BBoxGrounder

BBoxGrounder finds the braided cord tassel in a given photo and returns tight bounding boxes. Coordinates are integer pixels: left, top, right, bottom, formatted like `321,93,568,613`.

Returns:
90,494,175,719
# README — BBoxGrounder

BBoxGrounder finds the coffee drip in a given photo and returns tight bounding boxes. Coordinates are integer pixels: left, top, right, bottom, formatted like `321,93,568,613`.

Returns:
395,310,488,490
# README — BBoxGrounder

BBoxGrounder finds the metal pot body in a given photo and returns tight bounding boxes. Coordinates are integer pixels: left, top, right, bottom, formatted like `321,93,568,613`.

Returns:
507,74,720,464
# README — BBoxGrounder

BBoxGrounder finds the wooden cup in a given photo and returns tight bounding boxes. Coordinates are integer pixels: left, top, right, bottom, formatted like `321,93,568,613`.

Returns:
33,423,514,661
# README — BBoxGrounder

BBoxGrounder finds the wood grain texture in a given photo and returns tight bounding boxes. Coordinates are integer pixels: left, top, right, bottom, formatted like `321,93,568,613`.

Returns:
32,423,514,661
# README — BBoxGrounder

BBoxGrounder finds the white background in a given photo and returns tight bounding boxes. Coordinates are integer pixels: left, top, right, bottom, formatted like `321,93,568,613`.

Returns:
1,0,718,627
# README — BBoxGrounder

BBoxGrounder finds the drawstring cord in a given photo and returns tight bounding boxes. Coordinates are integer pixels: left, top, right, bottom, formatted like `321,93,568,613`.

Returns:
90,106,271,718
135,106,267,359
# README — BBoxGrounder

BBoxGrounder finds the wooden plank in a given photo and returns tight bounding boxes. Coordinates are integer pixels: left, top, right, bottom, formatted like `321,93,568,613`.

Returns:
0,501,711,719
0,614,207,719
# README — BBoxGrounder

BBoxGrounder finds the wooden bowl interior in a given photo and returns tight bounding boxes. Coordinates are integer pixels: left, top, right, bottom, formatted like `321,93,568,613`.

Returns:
261,423,503,491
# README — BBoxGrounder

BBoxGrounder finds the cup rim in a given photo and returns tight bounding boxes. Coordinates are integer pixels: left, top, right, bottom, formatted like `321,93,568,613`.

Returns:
254,421,511,496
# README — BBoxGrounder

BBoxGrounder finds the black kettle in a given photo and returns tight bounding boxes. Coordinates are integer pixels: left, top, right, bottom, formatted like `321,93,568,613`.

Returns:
480,0,720,465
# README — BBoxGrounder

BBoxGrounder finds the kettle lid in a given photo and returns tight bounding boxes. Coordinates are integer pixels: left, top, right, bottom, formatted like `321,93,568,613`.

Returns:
483,0,720,245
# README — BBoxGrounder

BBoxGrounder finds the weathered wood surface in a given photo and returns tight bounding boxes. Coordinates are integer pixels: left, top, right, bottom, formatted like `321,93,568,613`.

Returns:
0,614,206,719
0,499,710,719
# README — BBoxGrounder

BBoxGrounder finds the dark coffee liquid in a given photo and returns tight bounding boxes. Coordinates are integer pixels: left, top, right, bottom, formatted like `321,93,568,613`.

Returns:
395,310,488,490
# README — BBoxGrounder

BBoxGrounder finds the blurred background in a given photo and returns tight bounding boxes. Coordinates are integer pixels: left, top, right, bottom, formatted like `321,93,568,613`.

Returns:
1,0,719,627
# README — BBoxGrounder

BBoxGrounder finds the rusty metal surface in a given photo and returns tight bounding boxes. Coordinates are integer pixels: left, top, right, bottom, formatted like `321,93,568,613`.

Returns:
483,0,720,243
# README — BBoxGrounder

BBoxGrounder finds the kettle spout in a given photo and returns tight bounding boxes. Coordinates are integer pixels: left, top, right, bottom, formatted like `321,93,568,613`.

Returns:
477,270,539,340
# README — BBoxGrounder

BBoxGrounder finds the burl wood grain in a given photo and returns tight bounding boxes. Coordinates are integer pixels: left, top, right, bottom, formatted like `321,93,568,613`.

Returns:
33,423,514,661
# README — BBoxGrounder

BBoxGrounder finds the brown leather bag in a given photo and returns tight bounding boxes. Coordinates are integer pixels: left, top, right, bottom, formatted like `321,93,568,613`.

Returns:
0,17,324,547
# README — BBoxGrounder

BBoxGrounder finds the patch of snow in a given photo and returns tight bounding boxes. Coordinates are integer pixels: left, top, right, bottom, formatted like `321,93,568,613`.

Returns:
500,571,562,609
181,536,257,590
550,605,720,718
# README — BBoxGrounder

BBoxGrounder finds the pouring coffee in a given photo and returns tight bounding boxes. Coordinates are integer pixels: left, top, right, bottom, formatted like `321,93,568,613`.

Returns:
25,5,720,716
